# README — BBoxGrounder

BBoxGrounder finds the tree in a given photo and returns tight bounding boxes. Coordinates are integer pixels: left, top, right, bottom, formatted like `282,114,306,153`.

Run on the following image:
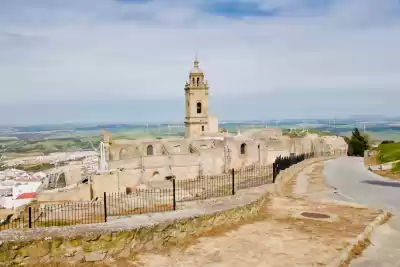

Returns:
348,128,370,156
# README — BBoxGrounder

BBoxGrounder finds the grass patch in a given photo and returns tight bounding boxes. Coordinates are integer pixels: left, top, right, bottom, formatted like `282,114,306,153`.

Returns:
15,163,55,172
392,162,400,173
376,142,400,163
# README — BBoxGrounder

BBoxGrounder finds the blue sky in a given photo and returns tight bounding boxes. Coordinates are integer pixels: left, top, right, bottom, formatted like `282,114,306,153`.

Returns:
0,0,399,124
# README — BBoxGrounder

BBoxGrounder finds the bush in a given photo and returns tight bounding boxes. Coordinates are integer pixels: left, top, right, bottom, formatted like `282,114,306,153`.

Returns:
381,140,395,144
347,128,369,157
392,162,400,173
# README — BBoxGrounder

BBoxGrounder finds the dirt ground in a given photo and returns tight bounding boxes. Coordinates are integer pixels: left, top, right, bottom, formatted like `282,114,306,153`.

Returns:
36,162,380,267
373,169,400,180
282,163,328,196
128,162,378,267
364,151,379,166
126,197,378,267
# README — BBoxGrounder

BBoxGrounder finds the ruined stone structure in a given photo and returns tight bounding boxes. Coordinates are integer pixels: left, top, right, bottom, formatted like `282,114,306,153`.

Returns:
37,58,348,201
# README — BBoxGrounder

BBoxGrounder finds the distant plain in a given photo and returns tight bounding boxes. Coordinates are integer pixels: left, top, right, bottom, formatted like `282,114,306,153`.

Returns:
0,119,400,159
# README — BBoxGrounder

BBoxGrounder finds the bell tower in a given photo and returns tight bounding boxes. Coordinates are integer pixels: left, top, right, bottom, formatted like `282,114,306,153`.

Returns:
184,56,209,138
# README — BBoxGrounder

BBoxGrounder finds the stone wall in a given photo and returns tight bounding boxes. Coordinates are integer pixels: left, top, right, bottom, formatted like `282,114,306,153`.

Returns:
37,183,92,203
0,188,269,266
0,154,342,266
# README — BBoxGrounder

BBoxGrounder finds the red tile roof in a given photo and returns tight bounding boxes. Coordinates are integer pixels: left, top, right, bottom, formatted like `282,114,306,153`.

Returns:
16,192,37,200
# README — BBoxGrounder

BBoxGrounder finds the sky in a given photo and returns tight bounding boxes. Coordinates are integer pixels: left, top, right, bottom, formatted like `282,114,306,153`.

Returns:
0,0,399,124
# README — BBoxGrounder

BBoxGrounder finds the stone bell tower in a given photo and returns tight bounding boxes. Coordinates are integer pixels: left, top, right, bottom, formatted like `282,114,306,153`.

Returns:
184,56,209,138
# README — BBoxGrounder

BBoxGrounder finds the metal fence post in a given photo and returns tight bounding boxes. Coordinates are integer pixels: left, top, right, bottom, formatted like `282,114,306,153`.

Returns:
172,178,176,211
28,206,32,228
272,163,276,183
231,168,235,195
103,192,107,223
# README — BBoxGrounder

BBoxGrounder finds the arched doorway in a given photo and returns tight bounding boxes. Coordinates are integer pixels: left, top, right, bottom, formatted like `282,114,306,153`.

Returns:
146,144,154,156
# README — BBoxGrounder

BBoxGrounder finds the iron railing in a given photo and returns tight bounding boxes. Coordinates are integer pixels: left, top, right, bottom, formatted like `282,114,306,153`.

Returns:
0,150,344,231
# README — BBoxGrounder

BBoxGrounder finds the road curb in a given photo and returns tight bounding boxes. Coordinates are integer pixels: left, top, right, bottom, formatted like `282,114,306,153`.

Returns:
314,199,368,209
326,210,392,267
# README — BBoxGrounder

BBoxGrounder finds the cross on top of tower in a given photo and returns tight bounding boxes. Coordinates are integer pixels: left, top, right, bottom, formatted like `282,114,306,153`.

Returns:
190,54,203,74
194,53,199,68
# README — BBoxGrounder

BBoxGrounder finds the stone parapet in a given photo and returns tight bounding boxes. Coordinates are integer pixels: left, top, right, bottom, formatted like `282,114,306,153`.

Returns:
0,156,336,266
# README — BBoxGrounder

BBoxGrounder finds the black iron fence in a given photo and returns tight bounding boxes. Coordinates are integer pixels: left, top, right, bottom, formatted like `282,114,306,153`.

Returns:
272,152,313,180
174,165,273,202
0,150,343,231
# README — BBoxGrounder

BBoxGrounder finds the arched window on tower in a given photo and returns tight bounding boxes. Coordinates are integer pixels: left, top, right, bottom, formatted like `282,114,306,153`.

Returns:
146,144,154,156
192,78,195,85
240,143,247,155
196,77,200,86
197,102,202,114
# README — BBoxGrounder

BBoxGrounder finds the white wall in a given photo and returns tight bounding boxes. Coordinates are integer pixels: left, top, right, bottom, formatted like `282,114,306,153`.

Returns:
0,196,32,209
12,181,42,199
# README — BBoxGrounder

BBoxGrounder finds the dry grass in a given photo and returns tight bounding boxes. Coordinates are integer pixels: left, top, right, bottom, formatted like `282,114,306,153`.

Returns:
365,152,400,180
364,151,379,166
338,238,372,267
373,169,400,180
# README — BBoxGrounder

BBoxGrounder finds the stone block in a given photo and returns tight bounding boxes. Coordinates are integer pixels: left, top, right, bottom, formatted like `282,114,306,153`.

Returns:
85,252,106,262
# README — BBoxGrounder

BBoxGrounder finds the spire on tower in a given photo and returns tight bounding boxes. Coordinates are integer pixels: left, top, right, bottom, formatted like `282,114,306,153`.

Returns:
190,53,203,74
194,53,199,68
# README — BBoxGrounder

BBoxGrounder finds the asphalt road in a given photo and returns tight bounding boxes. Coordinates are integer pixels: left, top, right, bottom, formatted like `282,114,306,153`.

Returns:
324,157,400,266
324,156,400,215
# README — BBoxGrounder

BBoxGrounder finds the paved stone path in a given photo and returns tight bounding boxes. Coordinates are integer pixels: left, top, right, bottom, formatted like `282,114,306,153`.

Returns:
323,157,400,267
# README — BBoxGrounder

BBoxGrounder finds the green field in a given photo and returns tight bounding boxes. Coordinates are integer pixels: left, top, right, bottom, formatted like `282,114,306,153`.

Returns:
376,142,400,163
1,121,400,160
0,128,184,157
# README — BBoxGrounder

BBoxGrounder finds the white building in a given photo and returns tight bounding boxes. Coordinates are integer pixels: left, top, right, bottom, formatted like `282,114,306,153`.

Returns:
0,179,41,209
0,192,37,209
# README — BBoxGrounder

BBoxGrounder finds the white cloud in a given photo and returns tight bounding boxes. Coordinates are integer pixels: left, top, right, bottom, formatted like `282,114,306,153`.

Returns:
0,0,399,112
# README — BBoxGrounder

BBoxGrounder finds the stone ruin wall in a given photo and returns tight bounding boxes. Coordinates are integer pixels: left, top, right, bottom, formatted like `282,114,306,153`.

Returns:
36,131,348,201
